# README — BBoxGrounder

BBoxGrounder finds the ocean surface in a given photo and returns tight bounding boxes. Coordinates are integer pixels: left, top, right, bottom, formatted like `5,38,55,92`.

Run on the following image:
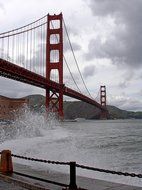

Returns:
0,110,142,187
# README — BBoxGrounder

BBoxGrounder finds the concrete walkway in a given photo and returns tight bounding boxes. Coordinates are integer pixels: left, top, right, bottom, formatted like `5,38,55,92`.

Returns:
0,178,28,190
0,163,142,190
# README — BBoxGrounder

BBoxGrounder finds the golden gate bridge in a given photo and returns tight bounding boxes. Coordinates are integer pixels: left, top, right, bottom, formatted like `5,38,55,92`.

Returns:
0,13,108,119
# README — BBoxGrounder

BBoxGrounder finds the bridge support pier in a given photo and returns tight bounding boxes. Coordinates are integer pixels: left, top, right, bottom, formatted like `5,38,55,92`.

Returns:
46,13,64,119
46,87,64,120
100,110,109,120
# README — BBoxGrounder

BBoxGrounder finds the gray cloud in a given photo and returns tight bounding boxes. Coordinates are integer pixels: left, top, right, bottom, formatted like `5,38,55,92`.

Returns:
121,99,142,111
63,23,82,53
139,89,142,96
118,70,134,89
86,0,142,67
71,42,81,51
110,94,142,111
84,38,108,60
63,37,81,53
64,72,81,85
0,77,44,98
0,2,4,10
64,41,81,52
83,65,95,78
65,25,79,37
118,81,127,89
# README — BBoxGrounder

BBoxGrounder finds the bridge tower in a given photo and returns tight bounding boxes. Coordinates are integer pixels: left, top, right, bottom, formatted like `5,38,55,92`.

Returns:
46,13,64,119
100,86,106,107
100,85,108,119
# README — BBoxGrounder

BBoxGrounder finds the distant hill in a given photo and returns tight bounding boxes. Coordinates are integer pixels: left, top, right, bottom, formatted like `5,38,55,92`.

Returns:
24,94,142,119
63,100,100,119
25,94,45,111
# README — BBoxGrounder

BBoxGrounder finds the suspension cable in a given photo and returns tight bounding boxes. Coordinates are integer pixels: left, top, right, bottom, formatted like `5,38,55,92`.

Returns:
63,55,81,93
0,15,47,36
50,21,82,93
63,19,93,99
95,89,100,101
0,22,47,39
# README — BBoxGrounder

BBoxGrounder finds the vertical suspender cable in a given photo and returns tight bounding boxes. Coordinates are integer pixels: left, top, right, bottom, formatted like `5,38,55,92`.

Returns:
40,24,42,76
26,28,29,69
22,31,25,67
63,19,93,99
51,21,81,92
12,34,14,63
7,36,9,60
17,33,19,65
30,26,32,71
2,38,4,58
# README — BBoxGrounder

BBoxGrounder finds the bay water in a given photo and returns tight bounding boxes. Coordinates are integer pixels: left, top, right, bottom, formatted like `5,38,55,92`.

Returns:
0,108,142,187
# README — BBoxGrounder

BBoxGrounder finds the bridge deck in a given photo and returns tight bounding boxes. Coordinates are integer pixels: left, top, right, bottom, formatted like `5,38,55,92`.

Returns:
0,58,106,111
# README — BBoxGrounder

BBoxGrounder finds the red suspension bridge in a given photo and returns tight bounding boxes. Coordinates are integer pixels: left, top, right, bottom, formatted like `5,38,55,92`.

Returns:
0,13,108,119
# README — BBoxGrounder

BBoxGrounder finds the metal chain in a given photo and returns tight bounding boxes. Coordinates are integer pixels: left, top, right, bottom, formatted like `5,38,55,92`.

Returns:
75,164,142,178
11,154,70,166
1,151,142,178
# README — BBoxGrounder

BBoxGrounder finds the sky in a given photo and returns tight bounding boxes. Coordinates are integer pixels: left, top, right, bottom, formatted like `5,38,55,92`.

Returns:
0,0,142,111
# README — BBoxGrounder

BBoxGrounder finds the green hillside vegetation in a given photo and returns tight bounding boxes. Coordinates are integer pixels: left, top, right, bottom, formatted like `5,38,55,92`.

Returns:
24,94,142,119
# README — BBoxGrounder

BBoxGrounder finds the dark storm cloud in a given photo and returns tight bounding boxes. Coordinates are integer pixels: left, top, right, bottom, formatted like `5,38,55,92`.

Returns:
86,0,142,67
83,65,95,78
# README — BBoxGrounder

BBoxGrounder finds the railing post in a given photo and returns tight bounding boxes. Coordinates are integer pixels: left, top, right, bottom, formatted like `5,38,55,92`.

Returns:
69,161,77,190
0,150,13,174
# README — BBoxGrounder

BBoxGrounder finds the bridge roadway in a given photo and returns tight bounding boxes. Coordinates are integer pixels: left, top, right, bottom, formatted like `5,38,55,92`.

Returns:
0,58,106,111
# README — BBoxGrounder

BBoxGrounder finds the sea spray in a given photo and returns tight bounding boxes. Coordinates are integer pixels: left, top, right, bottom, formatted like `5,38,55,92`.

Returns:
1,110,142,187
0,104,71,174
0,104,60,142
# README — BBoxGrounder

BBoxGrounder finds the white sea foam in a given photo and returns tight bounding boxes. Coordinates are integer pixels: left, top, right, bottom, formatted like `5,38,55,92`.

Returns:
0,106,71,170
0,108,142,187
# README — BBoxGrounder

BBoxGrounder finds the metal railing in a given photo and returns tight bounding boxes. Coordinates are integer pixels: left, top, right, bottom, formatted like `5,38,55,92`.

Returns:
0,150,142,190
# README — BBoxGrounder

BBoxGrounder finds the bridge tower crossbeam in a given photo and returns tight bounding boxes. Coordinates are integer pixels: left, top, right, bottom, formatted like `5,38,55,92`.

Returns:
46,13,64,119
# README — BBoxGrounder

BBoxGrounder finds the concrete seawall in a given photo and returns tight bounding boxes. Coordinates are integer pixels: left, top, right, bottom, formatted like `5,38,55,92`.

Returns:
0,163,142,190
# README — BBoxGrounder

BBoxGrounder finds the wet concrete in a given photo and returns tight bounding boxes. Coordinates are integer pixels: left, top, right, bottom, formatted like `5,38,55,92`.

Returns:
0,162,142,189
0,178,28,190
11,163,142,190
